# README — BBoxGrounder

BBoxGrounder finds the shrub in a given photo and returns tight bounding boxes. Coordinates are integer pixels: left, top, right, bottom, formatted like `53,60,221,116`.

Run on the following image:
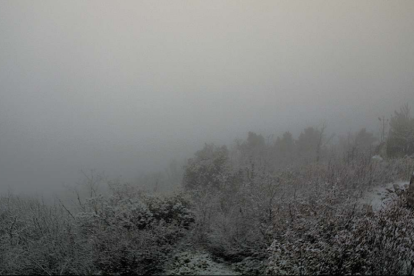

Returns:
0,194,94,275
0,185,195,275
267,196,414,275
184,145,414,274
75,188,195,275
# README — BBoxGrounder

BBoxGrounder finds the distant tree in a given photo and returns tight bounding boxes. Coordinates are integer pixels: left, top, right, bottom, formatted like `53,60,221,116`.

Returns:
339,128,377,162
276,132,295,155
246,131,265,148
354,128,376,154
273,131,296,167
236,131,267,166
387,104,414,157
315,125,327,162
297,127,319,153
239,132,265,154
182,144,230,190
296,126,327,162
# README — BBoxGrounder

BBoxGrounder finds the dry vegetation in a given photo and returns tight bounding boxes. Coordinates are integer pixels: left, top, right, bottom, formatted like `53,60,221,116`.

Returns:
1,108,414,275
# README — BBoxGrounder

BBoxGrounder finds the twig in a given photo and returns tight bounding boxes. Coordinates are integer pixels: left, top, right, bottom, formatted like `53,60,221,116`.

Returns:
26,256,52,276
57,197,75,219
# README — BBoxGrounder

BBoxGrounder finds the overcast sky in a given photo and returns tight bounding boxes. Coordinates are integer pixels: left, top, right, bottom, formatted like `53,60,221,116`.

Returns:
1,1,414,194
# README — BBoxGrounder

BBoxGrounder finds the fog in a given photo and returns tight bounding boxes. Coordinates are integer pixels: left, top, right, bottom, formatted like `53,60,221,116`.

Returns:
1,0,413,194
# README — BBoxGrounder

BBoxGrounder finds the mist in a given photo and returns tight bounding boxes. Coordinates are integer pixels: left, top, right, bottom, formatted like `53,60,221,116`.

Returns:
1,0,414,194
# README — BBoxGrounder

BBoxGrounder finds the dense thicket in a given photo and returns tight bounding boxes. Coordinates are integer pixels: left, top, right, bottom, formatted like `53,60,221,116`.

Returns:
0,186,194,275
1,105,414,275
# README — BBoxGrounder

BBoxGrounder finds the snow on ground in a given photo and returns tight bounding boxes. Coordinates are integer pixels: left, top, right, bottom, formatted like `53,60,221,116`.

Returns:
359,181,409,212
162,181,412,275
163,251,240,275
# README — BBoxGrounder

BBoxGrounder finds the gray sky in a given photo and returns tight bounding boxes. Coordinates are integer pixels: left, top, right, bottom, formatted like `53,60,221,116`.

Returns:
1,0,414,194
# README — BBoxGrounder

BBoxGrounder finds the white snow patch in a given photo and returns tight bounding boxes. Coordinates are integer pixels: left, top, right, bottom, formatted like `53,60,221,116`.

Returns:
371,155,383,162
163,251,240,275
359,181,409,212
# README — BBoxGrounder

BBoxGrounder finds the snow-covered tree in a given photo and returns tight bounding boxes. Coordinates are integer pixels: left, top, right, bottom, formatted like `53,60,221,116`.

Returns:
182,143,230,190
387,104,414,157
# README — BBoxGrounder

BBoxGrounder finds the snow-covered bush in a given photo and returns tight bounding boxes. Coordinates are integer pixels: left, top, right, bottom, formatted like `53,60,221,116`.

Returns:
183,139,414,274
0,194,94,275
75,187,195,275
183,143,231,191
0,184,195,275
267,196,414,275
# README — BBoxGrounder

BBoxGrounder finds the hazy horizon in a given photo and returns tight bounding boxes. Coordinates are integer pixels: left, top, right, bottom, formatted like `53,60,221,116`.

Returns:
1,0,414,194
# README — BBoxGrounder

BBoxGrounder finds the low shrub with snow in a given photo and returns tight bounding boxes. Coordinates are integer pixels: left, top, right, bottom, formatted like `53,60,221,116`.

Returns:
267,196,414,275
0,186,195,275
182,147,414,274
0,195,94,275
75,188,195,275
